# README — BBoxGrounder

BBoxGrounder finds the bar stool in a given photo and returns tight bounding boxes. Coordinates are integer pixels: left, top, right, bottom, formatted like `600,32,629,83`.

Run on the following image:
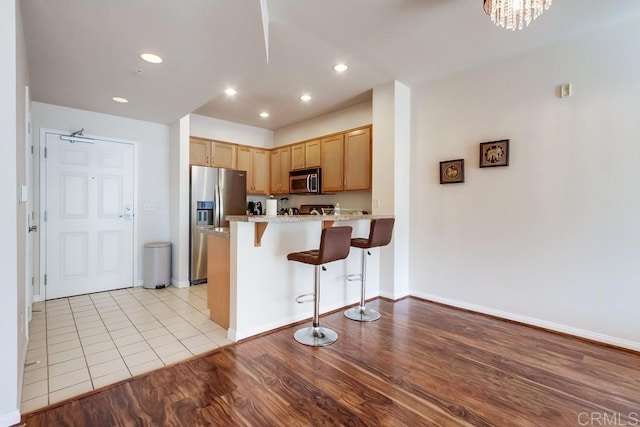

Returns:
345,218,395,322
287,226,353,347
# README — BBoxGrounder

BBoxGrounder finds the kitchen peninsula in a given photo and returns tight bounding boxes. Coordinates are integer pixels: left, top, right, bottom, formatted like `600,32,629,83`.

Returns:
212,213,393,342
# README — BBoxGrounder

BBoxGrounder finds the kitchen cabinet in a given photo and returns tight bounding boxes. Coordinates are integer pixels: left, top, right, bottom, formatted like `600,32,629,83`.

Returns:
344,127,371,191
189,137,236,169
290,140,321,170
207,233,230,329
320,126,371,192
211,141,236,168
291,143,305,170
238,146,269,194
270,146,290,194
189,137,210,166
305,140,321,167
320,134,345,192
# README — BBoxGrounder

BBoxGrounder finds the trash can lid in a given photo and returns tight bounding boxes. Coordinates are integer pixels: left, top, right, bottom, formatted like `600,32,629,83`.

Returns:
144,242,171,248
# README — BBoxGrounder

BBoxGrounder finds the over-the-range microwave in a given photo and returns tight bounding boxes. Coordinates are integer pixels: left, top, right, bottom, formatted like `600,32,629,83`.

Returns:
289,168,321,194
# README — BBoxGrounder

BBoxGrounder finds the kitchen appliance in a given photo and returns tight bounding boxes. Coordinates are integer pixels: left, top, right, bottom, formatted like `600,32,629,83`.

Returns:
190,166,247,284
289,167,321,194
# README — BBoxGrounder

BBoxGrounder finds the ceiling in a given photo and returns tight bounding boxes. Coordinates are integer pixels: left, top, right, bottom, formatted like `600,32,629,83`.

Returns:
20,0,640,130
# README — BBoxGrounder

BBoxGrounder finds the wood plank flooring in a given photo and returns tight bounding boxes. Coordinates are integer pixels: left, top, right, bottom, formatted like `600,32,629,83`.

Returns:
20,298,640,426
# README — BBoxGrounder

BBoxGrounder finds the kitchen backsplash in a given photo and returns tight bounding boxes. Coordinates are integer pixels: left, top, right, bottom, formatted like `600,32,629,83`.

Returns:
247,191,372,214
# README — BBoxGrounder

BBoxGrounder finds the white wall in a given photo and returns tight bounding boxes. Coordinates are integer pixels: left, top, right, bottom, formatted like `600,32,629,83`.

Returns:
169,115,191,287
411,17,640,349
372,82,411,300
274,101,372,147
16,0,30,411
1,1,21,424
190,114,273,148
32,102,171,287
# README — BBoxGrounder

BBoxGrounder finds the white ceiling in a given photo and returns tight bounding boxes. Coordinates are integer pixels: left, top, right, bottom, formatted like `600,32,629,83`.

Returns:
20,0,640,130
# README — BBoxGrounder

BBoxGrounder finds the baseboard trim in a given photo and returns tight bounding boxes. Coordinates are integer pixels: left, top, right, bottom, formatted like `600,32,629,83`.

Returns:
171,279,190,288
1,409,21,426
412,291,640,352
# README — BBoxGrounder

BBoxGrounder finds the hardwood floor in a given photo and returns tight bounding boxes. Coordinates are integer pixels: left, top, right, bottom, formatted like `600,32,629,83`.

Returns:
20,298,640,426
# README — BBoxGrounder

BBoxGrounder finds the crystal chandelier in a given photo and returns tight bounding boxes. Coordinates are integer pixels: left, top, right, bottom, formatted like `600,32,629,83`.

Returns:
483,0,552,31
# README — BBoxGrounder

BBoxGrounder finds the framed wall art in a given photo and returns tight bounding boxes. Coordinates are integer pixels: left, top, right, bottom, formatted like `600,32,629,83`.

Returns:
479,139,509,168
439,159,465,184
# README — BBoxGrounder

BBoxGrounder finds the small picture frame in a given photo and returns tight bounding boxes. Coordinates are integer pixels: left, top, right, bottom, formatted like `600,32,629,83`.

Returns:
440,159,465,184
479,139,509,168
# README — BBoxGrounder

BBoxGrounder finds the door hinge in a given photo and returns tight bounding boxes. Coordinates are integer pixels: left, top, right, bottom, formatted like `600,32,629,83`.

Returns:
44,211,48,222
44,274,47,285
31,145,34,154
44,147,47,158
31,277,34,287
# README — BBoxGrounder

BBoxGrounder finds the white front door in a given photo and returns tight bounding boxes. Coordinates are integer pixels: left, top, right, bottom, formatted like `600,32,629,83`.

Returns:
45,132,134,299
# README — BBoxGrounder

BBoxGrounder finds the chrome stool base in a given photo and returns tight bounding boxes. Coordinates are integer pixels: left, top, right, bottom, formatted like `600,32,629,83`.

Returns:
294,326,338,347
344,306,381,322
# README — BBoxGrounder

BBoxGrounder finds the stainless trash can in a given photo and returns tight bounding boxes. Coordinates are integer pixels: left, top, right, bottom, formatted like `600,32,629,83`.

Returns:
143,242,171,289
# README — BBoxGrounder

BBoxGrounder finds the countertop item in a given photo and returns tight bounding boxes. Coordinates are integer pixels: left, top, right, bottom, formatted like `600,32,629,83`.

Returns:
226,214,392,223
298,204,334,215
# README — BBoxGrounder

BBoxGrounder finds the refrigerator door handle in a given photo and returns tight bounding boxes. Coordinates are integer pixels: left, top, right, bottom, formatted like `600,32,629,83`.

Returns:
215,184,222,227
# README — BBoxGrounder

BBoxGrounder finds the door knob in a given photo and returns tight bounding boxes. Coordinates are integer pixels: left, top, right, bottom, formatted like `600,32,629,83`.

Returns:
28,225,38,233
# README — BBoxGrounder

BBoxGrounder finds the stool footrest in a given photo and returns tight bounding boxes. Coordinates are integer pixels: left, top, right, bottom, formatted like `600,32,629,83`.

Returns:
295,293,315,304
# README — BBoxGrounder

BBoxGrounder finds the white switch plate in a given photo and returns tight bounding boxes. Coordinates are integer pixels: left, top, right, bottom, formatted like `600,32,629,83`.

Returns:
20,185,28,202
560,83,572,98
374,198,380,208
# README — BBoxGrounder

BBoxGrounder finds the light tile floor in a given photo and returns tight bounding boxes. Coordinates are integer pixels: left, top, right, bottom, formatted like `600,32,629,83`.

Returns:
21,284,231,413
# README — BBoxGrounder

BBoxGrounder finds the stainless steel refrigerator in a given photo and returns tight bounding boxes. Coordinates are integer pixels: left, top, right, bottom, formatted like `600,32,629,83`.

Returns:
190,166,247,284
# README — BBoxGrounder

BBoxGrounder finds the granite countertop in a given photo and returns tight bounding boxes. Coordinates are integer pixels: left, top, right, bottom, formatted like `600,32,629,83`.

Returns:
196,226,231,237
226,214,393,223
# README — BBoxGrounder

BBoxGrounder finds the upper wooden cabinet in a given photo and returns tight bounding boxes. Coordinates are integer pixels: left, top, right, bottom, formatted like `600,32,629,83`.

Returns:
189,137,210,166
270,147,290,195
238,146,269,195
320,126,371,192
344,127,371,191
291,144,305,170
211,141,236,168
305,140,321,168
190,124,371,196
290,140,321,170
189,137,236,169
320,134,345,193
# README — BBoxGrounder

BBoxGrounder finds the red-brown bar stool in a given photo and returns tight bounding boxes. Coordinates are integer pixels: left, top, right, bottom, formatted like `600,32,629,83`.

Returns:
287,226,353,346
345,218,395,322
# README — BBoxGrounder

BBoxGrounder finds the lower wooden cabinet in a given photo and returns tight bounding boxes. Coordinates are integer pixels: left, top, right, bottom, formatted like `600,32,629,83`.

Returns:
207,234,230,329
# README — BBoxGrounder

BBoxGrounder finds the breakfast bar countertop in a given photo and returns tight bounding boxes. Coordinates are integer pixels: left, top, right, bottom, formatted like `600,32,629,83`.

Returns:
226,214,394,223
196,226,231,237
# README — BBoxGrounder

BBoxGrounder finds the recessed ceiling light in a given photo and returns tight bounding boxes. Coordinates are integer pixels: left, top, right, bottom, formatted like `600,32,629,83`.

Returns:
140,53,163,64
333,63,348,73
224,88,237,96
112,97,129,103
300,94,312,102
260,112,270,118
